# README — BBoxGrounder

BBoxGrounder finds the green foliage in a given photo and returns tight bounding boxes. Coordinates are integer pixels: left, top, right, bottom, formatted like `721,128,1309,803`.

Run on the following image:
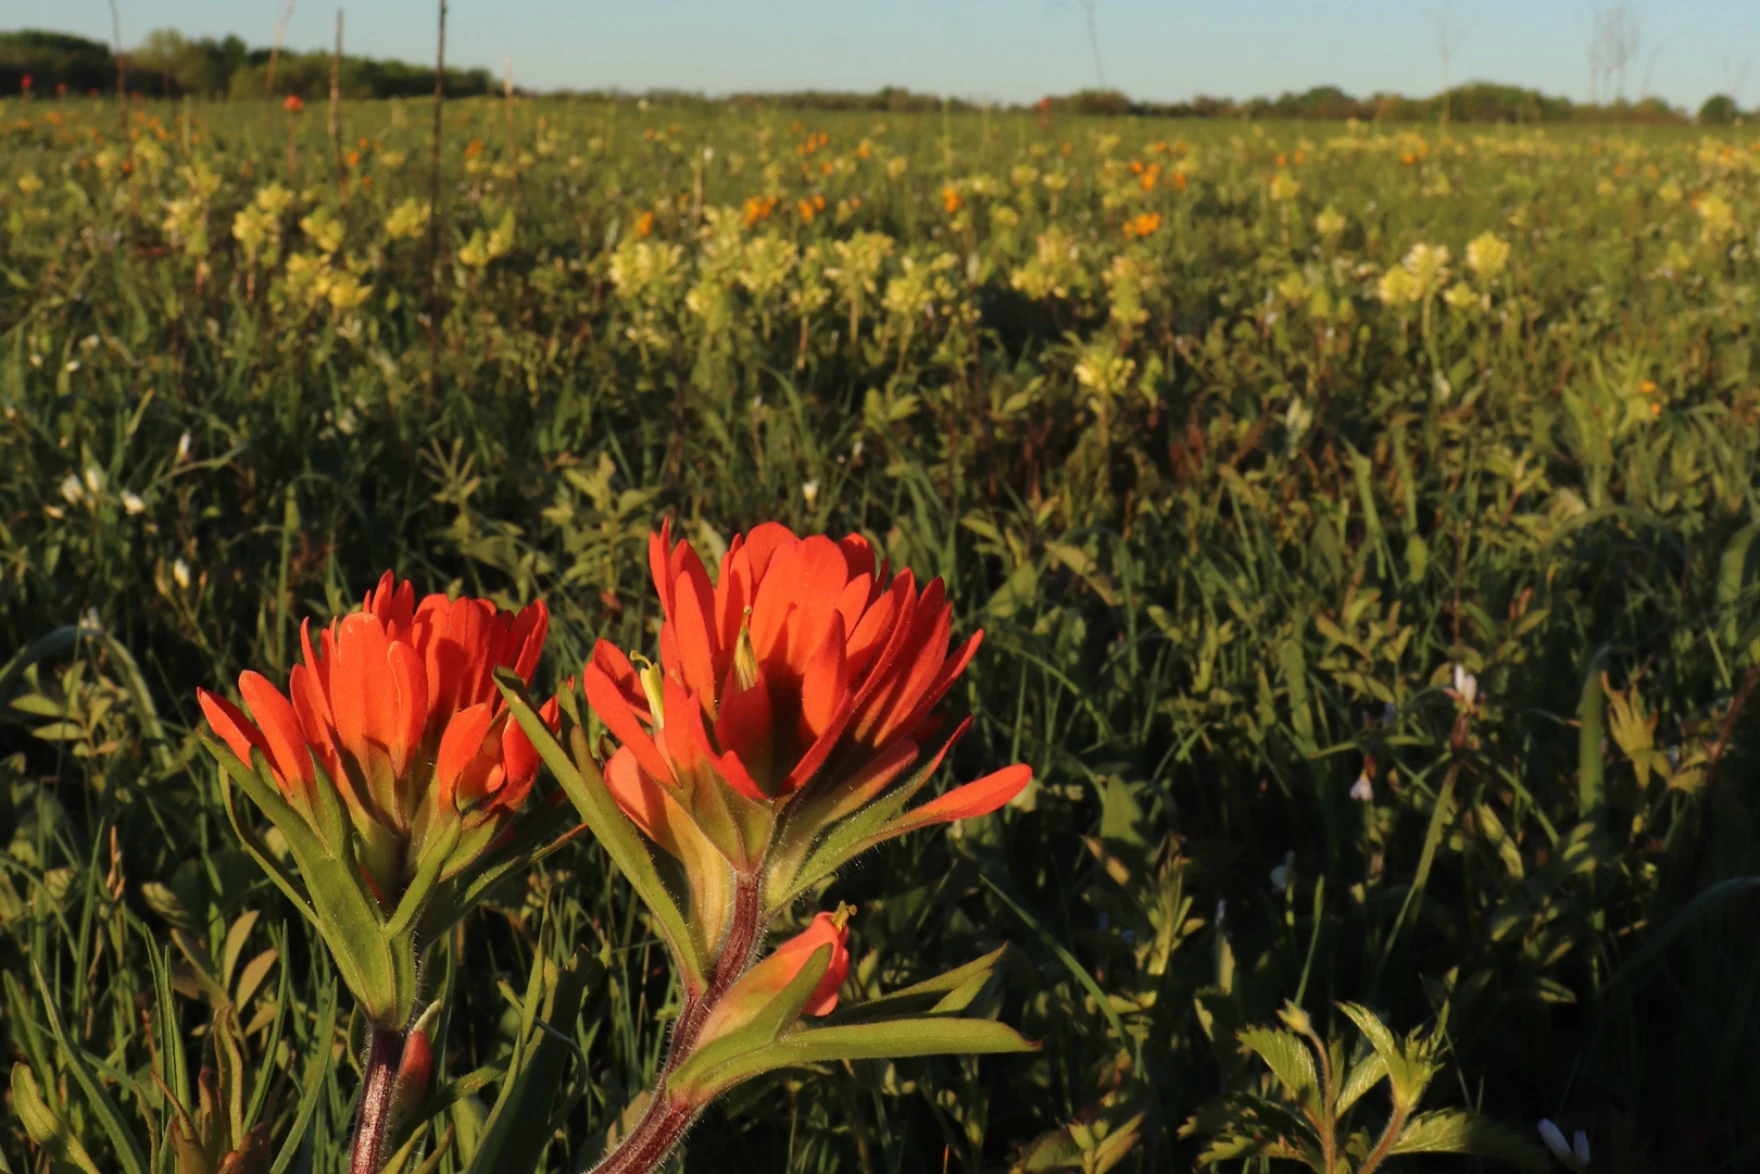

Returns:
1,95,1759,1171
1182,1002,1547,1172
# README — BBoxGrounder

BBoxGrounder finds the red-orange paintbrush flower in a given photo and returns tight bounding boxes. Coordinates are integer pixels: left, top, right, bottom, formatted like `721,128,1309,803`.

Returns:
582,522,1031,915
198,572,558,1027
200,572,550,891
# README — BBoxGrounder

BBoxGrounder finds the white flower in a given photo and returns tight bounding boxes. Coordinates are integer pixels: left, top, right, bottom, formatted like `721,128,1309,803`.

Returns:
703,146,714,162
1537,1120,1570,1163
65,360,81,374
851,438,864,461
1270,850,1295,891
177,431,192,460
801,479,820,509
173,558,192,590
59,474,85,503
121,490,146,515
1536,1120,1588,1170
83,465,105,494
1450,664,1479,710
80,607,102,630
1350,774,1373,802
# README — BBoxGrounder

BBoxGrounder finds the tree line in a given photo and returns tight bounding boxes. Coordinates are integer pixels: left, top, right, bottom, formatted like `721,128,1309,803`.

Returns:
0,29,492,100
2,29,1748,125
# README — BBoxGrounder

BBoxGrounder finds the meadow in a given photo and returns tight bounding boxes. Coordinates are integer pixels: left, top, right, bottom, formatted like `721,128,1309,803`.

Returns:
2,91,1759,1172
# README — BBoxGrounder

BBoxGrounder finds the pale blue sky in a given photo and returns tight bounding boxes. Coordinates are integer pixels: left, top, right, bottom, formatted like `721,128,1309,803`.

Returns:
10,1,1757,111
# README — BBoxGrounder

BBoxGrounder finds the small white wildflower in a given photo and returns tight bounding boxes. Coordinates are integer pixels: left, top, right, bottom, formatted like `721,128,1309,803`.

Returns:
851,438,864,461
80,607,102,630
29,353,42,368
173,558,192,590
1537,1120,1569,1162
801,479,820,509
1451,664,1479,710
65,360,81,374
84,466,105,495
1537,1120,1585,1169
121,490,146,515
177,431,192,460
703,146,714,162
59,474,85,503
1350,774,1373,802
1270,850,1295,891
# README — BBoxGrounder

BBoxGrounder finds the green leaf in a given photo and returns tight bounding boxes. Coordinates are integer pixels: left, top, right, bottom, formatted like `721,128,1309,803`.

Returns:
1238,1027,1320,1108
11,1062,104,1174
670,1017,1035,1100
270,979,339,1174
1386,1110,1548,1172
828,947,1009,1024
1334,1048,1388,1116
1717,521,1760,651
463,947,592,1174
1577,645,1610,825
667,945,834,1101
30,962,148,1174
495,669,705,986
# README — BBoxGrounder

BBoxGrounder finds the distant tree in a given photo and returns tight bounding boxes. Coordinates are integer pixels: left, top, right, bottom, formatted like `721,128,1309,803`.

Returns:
1697,93,1740,124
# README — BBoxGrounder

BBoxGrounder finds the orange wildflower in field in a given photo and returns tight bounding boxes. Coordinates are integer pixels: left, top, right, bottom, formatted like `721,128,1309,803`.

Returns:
583,522,1030,873
1124,211,1162,238
283,94,305,114
199,572,552,898
634,210,657,237
942,186,964,214
742,195,779,228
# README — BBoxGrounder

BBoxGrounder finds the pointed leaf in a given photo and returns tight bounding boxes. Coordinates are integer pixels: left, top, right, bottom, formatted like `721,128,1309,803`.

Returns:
496,669,705,985
31,962,148,1174
1386,1110,1548,1172
670,1017,1036,1101
1238,1027,1320,1110
828,947,1009,1024
270,979,338,1174
11,1062,104,1174
667,946,834,1101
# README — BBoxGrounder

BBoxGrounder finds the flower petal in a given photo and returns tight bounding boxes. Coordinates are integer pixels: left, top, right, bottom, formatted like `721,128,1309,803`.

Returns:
907,764,1032,825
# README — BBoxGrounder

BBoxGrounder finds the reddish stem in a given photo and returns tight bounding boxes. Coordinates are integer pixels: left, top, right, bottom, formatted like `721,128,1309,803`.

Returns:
592,873,765,1174
350,1027,404,1174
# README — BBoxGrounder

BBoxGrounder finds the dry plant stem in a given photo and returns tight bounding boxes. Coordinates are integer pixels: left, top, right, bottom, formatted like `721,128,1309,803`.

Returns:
426,0,448,400
264,0,296,133
350,1027,404,1174
592,874,765,1174
331,9,347,209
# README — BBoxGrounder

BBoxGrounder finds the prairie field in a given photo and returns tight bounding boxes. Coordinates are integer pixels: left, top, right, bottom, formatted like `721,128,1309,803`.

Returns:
2,93,1760,1172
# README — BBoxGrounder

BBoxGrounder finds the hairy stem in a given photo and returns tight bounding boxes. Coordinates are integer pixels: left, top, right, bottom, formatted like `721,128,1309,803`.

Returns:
591,873,765,1174
350,1027,404,1174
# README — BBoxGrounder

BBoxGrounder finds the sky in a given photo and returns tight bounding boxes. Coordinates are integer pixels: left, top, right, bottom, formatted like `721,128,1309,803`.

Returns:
10,0,1758,112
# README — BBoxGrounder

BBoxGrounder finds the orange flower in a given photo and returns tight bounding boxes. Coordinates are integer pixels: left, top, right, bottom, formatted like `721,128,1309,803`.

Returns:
942,186,964,214
796,198,817,224
583,523,1030,878
199,572,552,896
634,210,656,237
1124,211,1161,239
283,94,305,114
